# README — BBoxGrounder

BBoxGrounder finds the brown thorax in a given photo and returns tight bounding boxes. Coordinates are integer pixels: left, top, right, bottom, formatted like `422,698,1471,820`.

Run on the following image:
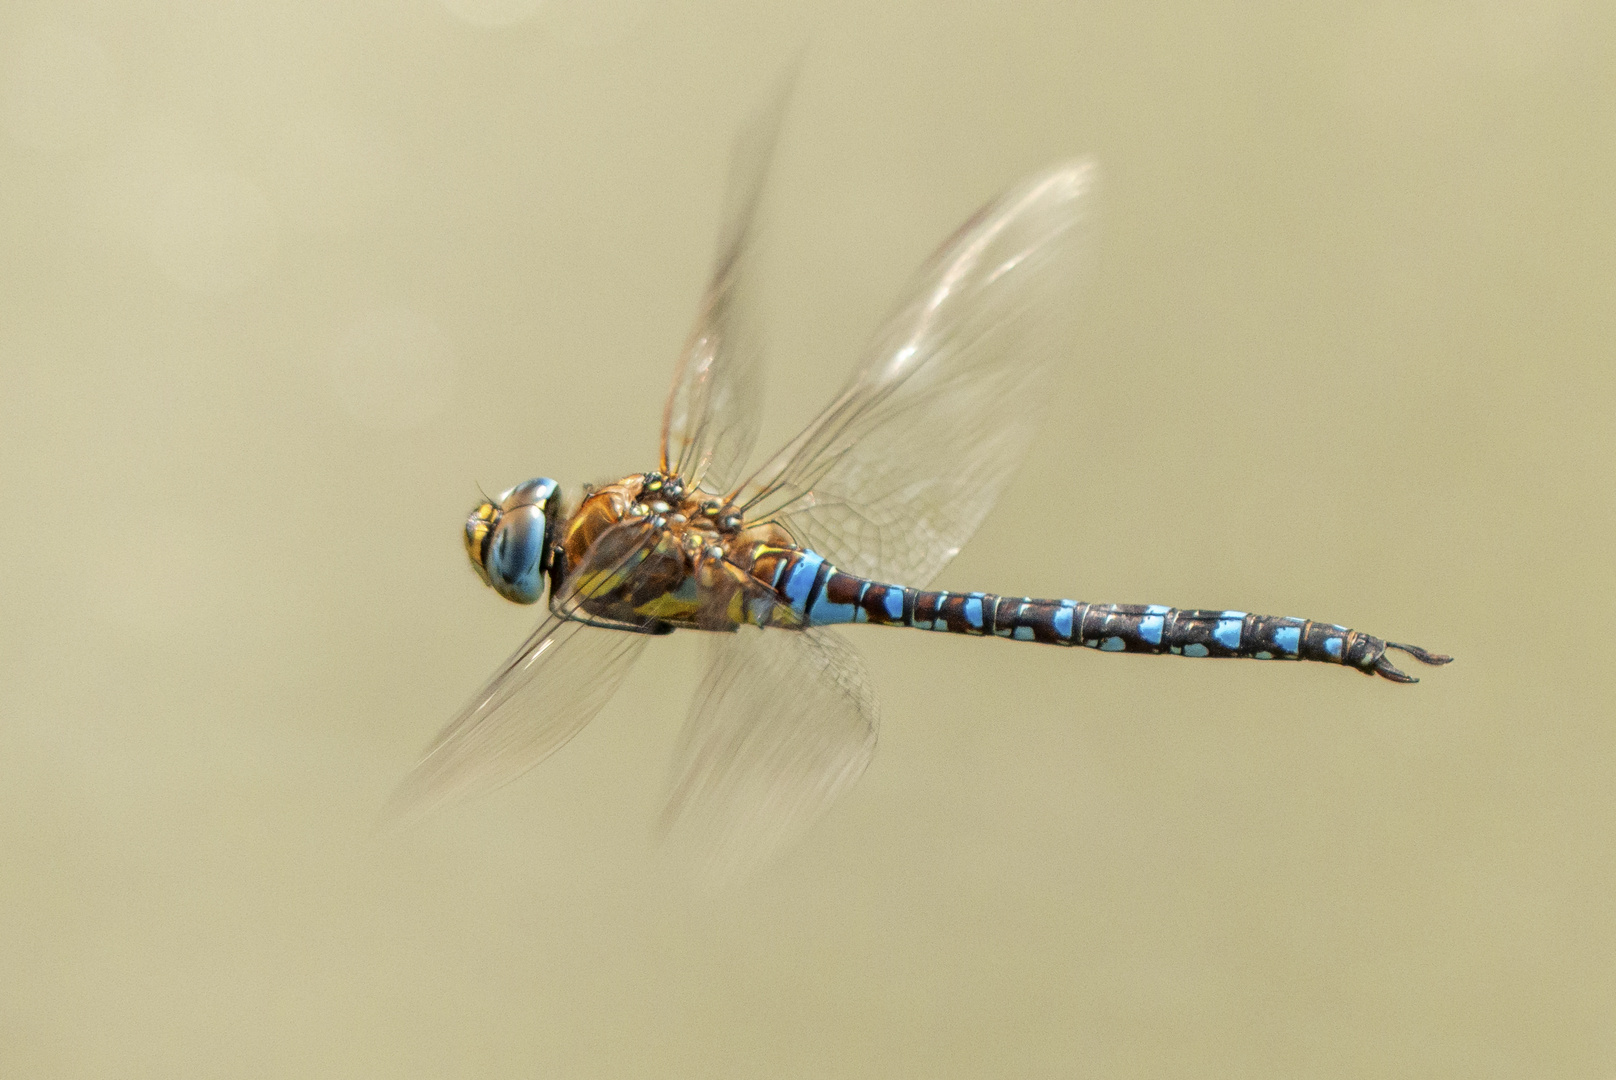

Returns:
556,471,792,590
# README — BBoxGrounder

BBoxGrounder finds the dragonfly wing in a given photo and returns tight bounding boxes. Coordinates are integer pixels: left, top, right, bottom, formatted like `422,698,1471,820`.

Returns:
659,74,795,494
734,160,1096,586
660,624,877,877
384,522,661,826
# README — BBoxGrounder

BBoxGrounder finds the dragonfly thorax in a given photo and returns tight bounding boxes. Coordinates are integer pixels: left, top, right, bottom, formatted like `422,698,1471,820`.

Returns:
464,477,560,605
550,471,797,633
625,473,743,548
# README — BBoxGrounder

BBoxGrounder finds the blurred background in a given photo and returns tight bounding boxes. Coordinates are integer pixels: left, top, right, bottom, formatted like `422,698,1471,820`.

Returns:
1,0,1612,1076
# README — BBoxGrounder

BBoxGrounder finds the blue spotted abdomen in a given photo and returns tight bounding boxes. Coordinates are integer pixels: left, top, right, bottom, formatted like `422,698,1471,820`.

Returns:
765,548,1449,683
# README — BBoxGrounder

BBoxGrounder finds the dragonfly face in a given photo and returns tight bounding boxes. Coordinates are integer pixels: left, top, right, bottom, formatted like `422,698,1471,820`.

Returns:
464,477,560,605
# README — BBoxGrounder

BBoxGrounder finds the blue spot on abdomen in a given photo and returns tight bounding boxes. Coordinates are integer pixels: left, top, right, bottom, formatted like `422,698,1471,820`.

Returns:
1214,612,1245,650
811,597,858,625
781,552,823,615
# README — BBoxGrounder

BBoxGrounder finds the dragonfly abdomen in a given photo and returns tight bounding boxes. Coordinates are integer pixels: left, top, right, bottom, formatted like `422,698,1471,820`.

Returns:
764,547,1449,683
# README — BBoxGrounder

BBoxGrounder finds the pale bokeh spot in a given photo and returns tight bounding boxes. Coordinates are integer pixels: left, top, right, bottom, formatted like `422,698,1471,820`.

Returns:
83,116,282,295
89,517,226,636
437,0,546,29
2,23,117,153
259,104,407,238
143,167,280,296
436,0,650,42
326,305,458,429
1342,0,1586,110
547,0,651,51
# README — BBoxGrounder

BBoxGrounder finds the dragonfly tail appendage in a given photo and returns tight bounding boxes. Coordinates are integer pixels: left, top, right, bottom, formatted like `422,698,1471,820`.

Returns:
769,548,1450,683
1372,641,1455,683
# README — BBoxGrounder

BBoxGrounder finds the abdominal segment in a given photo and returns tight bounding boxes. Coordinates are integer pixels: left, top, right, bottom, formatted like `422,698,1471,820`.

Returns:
754,545,1439,680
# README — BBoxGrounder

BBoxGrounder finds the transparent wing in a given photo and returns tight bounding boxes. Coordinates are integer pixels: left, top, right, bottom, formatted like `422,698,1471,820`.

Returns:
659,74,795,494
383,521,660,826
733,160,1096,586
659,625,877,879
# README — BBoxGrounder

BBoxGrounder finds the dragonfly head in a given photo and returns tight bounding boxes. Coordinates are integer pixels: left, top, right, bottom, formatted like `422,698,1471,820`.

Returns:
464,477,560,604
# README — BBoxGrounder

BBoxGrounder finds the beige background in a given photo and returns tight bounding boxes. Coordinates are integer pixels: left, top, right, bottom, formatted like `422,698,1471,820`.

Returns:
1,0,1611,1076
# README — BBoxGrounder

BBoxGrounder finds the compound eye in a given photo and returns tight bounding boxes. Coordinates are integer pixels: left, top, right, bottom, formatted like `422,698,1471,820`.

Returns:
485,504,547,604
499,477,559,512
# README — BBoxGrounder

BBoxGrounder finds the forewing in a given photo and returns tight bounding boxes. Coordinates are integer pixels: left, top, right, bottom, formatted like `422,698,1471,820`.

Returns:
734,160,1096,586
660,625,877,878
383,522,660,826
659,76,795,494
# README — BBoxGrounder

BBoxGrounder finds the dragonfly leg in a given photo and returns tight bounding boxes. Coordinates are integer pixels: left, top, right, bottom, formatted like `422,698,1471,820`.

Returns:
559,613,676,635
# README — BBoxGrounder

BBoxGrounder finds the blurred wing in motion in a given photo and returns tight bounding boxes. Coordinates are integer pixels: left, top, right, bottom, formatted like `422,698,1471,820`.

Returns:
659,74,796,494
734,160,1096,586
384,522,660,826
660,625,877,878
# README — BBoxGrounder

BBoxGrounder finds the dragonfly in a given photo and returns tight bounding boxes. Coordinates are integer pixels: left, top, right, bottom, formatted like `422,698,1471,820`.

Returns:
389,94,1451,867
